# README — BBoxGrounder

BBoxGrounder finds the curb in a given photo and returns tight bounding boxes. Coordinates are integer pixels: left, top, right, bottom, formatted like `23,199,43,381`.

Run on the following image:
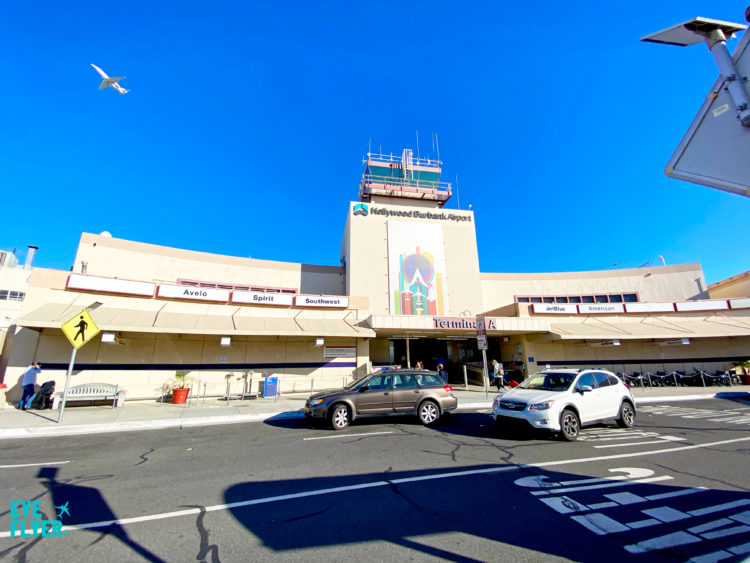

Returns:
0,392,745,440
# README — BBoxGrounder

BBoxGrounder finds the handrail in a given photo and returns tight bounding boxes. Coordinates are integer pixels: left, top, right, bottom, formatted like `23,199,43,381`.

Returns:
361,174,452,192
367,152,442,168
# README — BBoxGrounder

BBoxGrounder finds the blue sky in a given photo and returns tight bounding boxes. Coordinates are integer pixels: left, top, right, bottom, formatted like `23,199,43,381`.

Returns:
1,1,748,285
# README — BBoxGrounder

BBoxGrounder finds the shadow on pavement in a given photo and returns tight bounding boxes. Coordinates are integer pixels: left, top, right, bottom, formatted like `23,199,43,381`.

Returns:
35,467,165,562
224,464,750,561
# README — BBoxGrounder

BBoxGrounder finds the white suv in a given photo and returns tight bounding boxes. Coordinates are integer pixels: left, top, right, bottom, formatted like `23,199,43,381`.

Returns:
491,368,636,441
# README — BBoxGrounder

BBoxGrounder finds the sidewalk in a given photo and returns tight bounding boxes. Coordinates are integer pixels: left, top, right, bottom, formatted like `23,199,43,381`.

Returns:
0,385,747,440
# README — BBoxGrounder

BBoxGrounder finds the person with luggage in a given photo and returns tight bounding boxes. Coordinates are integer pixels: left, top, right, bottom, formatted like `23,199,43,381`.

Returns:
20,362,41,410
492,359,505,390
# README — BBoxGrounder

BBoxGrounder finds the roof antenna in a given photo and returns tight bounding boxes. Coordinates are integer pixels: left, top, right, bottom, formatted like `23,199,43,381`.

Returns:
416,130,420,162
436,133,440,164
455,174,460,209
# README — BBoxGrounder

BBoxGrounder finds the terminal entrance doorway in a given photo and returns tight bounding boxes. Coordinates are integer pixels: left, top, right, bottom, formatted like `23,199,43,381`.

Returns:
391,337,502,384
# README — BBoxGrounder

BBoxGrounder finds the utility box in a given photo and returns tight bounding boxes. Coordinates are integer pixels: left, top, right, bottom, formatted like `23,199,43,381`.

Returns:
262,377,278,398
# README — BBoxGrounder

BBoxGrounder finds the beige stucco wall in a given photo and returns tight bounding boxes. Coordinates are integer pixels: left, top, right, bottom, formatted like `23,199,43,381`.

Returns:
343,201,483,316
481,263,708,308
709,272,750,299
3,330,362,401
519,333,750,376
74,233,345,295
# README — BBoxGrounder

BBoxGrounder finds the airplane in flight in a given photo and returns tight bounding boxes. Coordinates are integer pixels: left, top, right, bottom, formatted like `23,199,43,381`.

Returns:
91,64,129,94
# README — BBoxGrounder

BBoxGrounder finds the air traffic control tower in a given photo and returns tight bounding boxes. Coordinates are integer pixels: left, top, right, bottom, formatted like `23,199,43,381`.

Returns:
341,149,483,320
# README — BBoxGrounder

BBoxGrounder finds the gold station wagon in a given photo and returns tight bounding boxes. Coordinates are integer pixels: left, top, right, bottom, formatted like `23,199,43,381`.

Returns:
304,369,458,430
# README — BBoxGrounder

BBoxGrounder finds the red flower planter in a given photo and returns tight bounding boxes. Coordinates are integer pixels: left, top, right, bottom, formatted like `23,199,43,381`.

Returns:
172,387,190,404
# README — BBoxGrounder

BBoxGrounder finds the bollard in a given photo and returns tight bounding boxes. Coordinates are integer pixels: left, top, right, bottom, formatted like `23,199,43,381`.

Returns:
463,365,468,389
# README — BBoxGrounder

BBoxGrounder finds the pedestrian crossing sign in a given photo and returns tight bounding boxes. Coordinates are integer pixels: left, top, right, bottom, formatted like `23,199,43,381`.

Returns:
61,309,100,349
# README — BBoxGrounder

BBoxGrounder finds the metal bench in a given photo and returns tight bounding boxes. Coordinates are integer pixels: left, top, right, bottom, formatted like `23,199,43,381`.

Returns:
54,383,125,409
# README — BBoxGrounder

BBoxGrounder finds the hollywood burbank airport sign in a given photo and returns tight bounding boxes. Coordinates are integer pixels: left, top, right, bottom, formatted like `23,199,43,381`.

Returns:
433,317,497,330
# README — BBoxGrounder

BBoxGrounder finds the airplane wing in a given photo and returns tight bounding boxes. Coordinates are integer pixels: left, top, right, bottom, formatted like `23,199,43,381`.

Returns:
90,64,109,79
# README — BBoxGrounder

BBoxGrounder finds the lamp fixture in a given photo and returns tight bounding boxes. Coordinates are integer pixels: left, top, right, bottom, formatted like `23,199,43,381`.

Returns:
658,338,690,346
588,339,621,347
220,336,232,347
315,337,325,347
101,332,116,343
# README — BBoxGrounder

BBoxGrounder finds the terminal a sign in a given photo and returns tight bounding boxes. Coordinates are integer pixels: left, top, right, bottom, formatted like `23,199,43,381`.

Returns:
433,317,497,330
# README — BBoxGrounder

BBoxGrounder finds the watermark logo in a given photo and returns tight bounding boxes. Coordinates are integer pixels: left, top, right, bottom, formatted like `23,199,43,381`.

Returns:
10,499,69,537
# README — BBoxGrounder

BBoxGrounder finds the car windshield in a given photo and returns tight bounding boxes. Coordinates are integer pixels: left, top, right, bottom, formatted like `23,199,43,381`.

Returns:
518,372,575,392
345,374,371,390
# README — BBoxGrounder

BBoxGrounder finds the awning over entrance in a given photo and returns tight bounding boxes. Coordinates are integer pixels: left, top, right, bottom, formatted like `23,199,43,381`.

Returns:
549,313,750,340
367,314,550,335
15,303,375,338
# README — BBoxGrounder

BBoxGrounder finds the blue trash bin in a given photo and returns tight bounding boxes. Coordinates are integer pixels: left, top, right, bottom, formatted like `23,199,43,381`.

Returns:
263,377,278,398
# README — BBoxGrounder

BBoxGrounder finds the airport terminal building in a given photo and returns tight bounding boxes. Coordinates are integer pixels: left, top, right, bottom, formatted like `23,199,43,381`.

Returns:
2,151,749,401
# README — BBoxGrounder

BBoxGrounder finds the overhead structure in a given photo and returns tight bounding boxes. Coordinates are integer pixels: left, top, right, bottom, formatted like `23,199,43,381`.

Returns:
642,16,750,197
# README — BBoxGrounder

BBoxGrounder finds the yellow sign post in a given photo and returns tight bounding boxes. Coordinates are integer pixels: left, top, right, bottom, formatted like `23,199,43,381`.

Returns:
61,309,100,349
58,308,101,422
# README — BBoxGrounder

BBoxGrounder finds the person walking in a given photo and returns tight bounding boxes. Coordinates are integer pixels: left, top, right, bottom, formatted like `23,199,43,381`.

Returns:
492,359,505,390
20,362,41,410
437,363,448,383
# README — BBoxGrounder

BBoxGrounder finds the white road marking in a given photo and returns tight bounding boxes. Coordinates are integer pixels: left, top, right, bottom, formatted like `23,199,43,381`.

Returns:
729,541,750,555
303,431,393,441
701,525,750,539
646,487,707,501
626,518,660,529
689,518,734,534
687,541,750,562
594,437,686,449
2,435,750,538
605,491,646,505
624,531,702,553
571,513,629,535
731,510,750,525
587,502,618,510
530,475,672,496
689,551,733,562
0,460,70,469
642,506,691,522
689,499,750,517
540,496,588,514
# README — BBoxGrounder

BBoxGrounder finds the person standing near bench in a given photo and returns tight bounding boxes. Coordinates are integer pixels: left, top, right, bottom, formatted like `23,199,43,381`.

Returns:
20,362,41,410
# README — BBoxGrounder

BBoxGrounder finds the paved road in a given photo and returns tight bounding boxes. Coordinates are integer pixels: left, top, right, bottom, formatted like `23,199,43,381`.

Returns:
1,396,749,562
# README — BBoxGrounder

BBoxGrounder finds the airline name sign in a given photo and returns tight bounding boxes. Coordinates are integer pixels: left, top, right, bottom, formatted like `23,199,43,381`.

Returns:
66,274,349,309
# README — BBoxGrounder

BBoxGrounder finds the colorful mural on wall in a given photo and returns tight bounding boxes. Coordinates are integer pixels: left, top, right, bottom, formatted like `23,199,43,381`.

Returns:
387,221,447,315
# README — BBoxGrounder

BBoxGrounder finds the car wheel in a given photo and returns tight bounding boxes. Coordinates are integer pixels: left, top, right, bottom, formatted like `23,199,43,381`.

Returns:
418,400,439,425
329,404,350,431
559,409,579,442
617,401,635,428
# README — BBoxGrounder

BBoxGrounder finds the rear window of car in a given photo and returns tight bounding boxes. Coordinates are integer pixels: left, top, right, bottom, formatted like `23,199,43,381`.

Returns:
416,374,444,386
593,372,612,387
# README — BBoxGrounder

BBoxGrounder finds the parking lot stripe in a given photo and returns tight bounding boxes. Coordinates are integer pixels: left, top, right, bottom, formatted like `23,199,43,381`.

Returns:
0,460,70,469
303,431,394,441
